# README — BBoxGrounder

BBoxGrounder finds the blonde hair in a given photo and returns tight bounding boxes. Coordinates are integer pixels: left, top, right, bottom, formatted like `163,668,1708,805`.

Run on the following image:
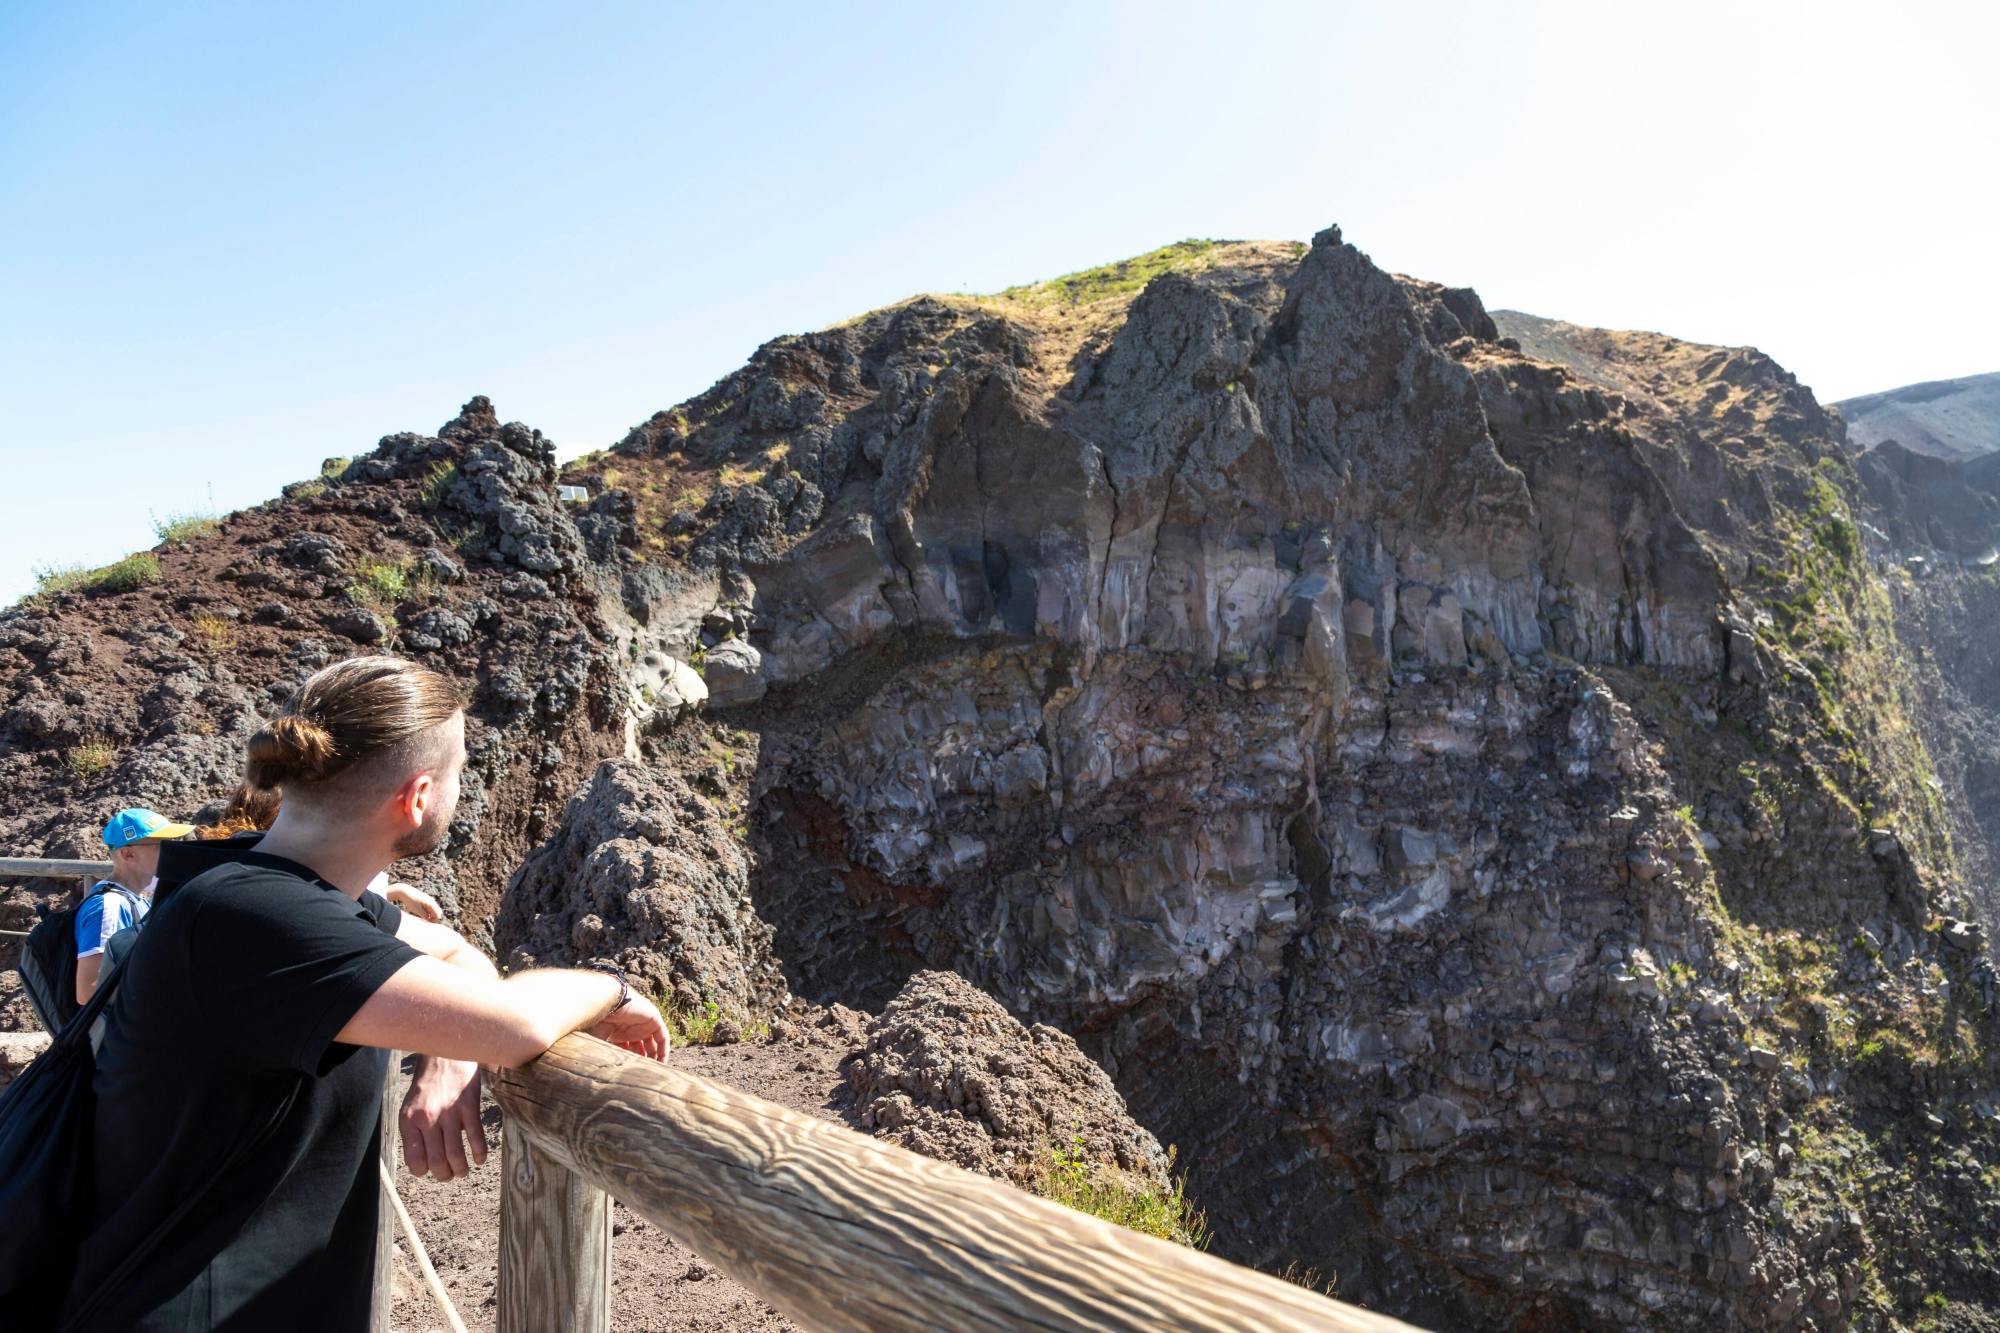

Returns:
245,657,468,805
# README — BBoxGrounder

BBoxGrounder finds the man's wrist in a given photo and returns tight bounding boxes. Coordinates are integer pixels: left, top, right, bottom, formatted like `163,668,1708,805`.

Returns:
581,960,631,1021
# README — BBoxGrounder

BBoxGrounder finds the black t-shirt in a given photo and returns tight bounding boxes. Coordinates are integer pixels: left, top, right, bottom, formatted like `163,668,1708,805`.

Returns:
59,851,421,1332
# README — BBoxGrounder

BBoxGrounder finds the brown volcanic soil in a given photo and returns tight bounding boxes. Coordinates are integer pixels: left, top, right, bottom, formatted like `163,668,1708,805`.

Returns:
386,1030,851,1333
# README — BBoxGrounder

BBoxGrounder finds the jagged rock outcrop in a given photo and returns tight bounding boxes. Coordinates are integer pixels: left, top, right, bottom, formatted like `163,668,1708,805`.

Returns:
5,231,1999,1330
844,970,1168,1191
1853,439,2000,559
493,756,785,1020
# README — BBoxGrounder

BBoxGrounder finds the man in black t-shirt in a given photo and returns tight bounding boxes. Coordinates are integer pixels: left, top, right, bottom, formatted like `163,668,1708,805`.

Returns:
58,658,668,1332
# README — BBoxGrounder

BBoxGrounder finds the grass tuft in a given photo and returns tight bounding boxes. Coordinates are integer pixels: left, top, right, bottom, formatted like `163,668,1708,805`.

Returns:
658,995,771,1047
1277,1262,1339,1298
419,460,457,510
152,510,220,546
190,612,234,652
1033,1135,1209,1248
345,556,440,612
66,738,115,781
667,999,724,1045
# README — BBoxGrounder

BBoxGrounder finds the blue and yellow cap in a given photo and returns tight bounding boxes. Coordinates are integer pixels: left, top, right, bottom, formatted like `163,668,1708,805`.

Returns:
102,808,195,849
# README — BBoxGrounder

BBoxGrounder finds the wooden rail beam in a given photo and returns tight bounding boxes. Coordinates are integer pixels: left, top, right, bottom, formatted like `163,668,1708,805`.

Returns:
490,1034,1421,1333
0,857,112,878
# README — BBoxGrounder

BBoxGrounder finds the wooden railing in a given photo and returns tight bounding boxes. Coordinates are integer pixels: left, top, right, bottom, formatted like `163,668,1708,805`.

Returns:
487,1034,1419,1333
0,856,114,878
0,857,111,938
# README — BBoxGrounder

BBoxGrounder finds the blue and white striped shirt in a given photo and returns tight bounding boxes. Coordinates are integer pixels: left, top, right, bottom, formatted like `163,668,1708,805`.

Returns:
73,882,148,959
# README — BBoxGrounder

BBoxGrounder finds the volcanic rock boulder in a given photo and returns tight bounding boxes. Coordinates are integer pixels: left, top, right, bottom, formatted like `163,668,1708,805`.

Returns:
845,970,1169,1192
357,395,590,584
494,758,786,1021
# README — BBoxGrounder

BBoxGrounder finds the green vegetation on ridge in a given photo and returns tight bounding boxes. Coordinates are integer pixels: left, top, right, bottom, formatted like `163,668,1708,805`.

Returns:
30,552,161,598
987,239,1224,308
151,509,220,546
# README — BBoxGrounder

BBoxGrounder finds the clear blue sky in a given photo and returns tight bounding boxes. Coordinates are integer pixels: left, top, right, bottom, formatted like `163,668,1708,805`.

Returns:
3,1,1994,604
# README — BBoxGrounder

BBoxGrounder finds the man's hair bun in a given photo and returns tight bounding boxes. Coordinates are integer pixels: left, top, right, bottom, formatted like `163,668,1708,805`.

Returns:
244,714,340,789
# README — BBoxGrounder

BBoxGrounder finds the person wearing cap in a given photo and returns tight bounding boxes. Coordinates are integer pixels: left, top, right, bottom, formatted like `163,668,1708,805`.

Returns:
74,807,193,1004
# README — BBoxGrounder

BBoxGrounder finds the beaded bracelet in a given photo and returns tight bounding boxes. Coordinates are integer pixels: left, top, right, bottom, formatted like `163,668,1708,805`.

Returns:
582,959,632,1015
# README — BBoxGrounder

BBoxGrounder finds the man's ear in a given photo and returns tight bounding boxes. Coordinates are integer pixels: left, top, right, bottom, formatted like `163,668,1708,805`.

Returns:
393,770,437,829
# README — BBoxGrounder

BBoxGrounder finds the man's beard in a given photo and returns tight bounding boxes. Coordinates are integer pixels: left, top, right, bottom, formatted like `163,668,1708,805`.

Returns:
391,801,452,859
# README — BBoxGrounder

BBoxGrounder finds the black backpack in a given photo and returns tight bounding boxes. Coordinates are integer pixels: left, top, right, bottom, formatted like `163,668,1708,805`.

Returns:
18,883,145,1034
0,953,126,1328
0,836,298,1331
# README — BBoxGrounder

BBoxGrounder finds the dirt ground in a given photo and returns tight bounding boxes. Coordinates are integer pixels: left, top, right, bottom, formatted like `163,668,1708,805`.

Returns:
385,1032,854,1333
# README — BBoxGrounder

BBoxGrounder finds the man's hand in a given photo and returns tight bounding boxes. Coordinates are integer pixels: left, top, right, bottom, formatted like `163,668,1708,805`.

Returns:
386,882,444,922
588,990,671,1063
398,1055,488,1181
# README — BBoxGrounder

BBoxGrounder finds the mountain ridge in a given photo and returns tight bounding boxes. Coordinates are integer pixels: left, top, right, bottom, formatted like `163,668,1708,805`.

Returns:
1837,371,2000,461
4,229,2000,1329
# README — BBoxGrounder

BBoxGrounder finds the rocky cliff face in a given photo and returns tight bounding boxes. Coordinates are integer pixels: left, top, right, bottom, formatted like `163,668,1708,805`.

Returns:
1839,431,2000,967
4,230,1999,1329
579,234,2000,1328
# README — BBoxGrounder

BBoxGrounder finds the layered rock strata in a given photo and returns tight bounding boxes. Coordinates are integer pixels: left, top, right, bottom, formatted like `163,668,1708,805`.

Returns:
582,232,2000,1328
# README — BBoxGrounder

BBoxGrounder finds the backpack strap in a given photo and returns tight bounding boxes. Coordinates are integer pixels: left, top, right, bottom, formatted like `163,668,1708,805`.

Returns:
93,882,144,918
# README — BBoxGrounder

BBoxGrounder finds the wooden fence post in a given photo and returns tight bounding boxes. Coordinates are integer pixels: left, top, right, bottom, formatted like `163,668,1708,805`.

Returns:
498,1117,612,1333
370,1054,401,1333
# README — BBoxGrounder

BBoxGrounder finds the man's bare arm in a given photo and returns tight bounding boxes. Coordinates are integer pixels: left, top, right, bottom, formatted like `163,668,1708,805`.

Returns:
389,912,503,1179
74,953,104,1006
336,956,669,1069
395,912,497,978
385,882,444,922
